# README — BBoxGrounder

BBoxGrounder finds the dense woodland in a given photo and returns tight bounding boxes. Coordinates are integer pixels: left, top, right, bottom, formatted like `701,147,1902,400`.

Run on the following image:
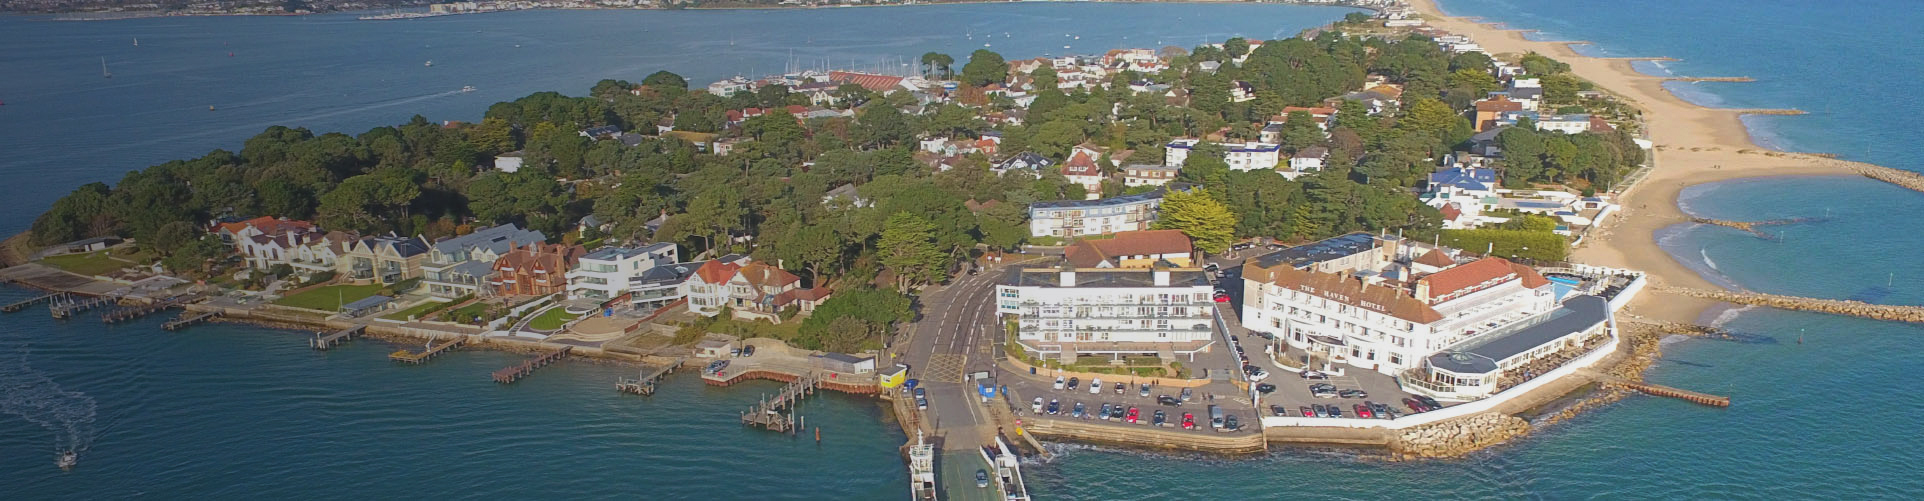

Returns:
30,31,1640,288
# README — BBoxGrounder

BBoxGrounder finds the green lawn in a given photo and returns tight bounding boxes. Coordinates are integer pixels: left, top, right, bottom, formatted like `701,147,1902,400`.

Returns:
39,251,130,276
447,301,497,324
274,283,384,311
526,308,580,331
381,299,456,321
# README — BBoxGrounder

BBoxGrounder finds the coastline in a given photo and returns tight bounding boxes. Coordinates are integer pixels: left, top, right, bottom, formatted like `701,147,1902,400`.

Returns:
20,0,1368,22
1406,0,1878,325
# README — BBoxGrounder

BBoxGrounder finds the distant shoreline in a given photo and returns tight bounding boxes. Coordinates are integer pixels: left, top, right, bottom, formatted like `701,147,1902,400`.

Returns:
17,0,1370,22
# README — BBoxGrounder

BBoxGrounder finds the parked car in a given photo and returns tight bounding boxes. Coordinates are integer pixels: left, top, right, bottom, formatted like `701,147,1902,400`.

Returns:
1098,403,1113,420
1328,405,1343,418
1368,401,1391,418
903,379,919,390
1047,399,1060,415
1110,405,1127,420
1180,387,1194,402
1089,378,1103,394
1114,382,1126,394
1053,376,1065,390
1032,397,1044,413
1157,395,1182,406
1311,387,1338,398
1223,414,1241,431
1072,402,1086,418
917,397,928,410
1182,412,1197,430
1417,395,1444,410
1152,410,1168,427
1208,405,1224,429
1270,405,1288,416
1300,405,1314,417
1125,407,1141,424
1213,292,1231,303
1203,262,1220,272
1353,404,1373,419
913,387,926,399
1312,404,1328,417
1300,370,1328,380
1339,389,1368,399
1248,368,1269,381
731,348,742,357
1255,383,1276,394
1066,377,1080,391
1139,383,1152,398
976,469,989,488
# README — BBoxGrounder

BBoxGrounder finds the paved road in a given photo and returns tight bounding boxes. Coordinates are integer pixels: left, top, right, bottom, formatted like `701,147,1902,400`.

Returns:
899,265,1015,452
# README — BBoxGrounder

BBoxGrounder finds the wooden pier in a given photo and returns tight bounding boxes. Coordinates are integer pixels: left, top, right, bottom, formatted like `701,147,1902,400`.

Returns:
389,336,467,364
493,346,573,384
741,375,820,434
616,357,687,396
2,293,61,313
1582,370,1731,407
101,294,200,324
311,326,365,350
50,294,113,319
161,311,221,331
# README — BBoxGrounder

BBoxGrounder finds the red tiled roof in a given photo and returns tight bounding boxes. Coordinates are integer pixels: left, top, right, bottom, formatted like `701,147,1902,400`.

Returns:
1062,151,1100,177
1417,257,1542,303
773,287,833,306
694,260,742,285
1438,204,1462,221
736,262,801,288
1415,248,1456,267
1064,230,1193,267
1244,263,1442,323
1475,96,1522,112
829,71,905,92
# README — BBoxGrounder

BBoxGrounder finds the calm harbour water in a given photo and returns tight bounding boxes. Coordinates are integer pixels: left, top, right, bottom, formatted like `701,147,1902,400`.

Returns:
0,4,1372,498
6,1,1923,497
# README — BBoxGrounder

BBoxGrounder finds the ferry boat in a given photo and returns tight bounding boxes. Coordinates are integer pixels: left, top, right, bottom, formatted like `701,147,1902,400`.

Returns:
56,450,77,470
979,437,1030,501
907,431,936,500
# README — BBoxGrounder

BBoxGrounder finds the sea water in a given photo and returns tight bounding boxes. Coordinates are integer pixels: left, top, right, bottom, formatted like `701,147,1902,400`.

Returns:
0,4,1369,497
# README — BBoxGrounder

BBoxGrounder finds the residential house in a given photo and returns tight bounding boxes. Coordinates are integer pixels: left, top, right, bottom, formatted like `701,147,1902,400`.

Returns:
580,125,622,140
420,224,545,298
1028,184,1192,238
824,184,872,208
993,152,1053,175
1121,164,1179,187
1062,229,1195,268
1473,95,1523,132
566,242,678,301
495,152,525,173
1061,150,1106,199
707,76,752,96
288,231,354,280
490,242,586,297
681,258,829,323
1286,147,1330,180
338,234,430,284
1535,114,1594,134
1164,139,1282,172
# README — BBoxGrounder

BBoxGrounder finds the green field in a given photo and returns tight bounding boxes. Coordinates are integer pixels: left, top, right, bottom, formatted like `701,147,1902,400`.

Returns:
526,308,580,331
39,251,130,276
447,301,497,324
274,283,384,311
381,299,456,321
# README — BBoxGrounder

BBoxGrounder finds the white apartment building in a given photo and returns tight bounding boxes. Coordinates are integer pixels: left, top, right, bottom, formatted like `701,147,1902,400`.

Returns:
1027,184,1190,238
1240,235,1556,377
566,242,678,301
996,267,1218,361
1164,139,1282,171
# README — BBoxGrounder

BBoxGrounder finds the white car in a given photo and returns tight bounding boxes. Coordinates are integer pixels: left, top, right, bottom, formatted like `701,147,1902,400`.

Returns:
1053,376,1066,390
1032,397,1044,413
1089,378,1103,394
1248,369,1269,381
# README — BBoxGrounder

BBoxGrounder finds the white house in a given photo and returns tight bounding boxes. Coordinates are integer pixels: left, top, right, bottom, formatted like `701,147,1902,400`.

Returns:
566,243,678,301
1121,164,1180,187
1028,184,1190,238
1286,147,1329,180
1535,114,1594,134
996,266,1218,361
1060,150,1106,199
495,152,525,173
1164,139,1281,172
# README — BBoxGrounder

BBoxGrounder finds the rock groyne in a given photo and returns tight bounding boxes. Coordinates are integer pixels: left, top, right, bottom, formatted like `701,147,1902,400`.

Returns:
1386,412,1530,459
1846,163,1924,194
1658,286,1924,323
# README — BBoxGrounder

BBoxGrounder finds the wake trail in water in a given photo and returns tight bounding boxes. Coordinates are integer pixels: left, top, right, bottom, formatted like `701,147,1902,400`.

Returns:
0,351,99,455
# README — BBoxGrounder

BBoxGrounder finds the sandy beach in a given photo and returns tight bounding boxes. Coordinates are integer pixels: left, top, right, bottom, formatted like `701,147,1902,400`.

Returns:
1405,0,1889,324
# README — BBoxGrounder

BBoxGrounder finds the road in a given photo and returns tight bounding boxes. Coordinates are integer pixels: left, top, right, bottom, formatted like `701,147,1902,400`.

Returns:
898,263,1015,453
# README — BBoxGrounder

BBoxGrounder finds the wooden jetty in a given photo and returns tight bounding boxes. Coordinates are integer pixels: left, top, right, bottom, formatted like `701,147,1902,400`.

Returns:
50,294,113,319
389,336,467,364
101,294,200,324
616,357,687,396
3,293,61,313
493,346,573,384
161,311,221,331
741,375,820,434
311,326,366,350
1582,370,1730,407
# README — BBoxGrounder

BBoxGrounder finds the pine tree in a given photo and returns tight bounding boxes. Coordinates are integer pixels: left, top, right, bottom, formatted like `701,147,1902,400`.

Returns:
1153,188,1238,254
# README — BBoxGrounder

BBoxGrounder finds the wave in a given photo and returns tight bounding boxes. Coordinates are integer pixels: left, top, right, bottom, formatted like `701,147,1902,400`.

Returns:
1698,247,1719,272
0,350,99,454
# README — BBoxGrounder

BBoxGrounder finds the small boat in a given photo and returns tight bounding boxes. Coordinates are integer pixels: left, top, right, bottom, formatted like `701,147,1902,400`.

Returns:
133,37,139,47
1064,45,1071,49
101,57,111,79
461,85,476,93
56,450,76,470
984,43,991,47
424,60,433,67
228,52,234,57
208,105,216,111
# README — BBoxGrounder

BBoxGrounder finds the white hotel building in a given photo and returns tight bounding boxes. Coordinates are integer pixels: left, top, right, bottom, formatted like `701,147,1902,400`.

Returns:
997,267,1218,362
1239,234,1557,378
1164,139,1283,171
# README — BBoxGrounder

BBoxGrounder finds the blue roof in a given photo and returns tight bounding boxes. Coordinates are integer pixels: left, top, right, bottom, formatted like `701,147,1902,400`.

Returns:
1428,295,1609,374
1516,201,1564,209
342,295,394,311
1428,167,1497,191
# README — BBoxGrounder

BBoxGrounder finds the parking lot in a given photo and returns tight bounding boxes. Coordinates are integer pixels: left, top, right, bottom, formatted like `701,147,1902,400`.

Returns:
998,368,1263,436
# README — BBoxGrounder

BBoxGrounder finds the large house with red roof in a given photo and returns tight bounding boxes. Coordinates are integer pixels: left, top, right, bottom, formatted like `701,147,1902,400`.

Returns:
1240,233,1571,386
681,258,832,323
1060,150,1106,199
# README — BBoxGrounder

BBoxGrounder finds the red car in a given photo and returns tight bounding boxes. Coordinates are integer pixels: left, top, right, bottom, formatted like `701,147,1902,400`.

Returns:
1353,404,1373,419
1212,292,1231,303
1300,406,1314,417
1181,412,1196,430
1125,407,1141,424
1403,397,1428,413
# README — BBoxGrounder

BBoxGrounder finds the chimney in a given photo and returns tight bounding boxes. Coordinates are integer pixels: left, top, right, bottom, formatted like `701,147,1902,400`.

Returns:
1060,269,1077,287
1415,279,1432,302
1152,268,1170,286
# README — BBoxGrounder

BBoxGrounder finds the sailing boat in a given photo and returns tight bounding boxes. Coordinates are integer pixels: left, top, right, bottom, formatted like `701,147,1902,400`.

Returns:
101,57,111,79
132,37,139,47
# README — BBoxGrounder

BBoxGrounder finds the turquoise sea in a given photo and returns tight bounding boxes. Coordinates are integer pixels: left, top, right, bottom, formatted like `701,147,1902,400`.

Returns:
0,4,1373,498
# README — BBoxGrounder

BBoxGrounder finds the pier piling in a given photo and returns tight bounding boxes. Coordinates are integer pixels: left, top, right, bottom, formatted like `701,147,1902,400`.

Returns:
616,357,686,396
389,336,466,364
311,326,365,350
492,346,572,384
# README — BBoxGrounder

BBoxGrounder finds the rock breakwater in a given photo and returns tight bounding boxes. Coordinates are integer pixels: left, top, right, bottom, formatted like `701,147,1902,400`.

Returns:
1657,286,1924,323
1386,412,1530,459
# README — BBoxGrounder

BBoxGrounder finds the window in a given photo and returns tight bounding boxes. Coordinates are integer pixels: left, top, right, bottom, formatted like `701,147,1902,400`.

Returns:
1389,354,1402,365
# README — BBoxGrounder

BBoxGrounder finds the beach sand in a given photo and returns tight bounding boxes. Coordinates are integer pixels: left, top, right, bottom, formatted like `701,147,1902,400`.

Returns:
1406,0,1885,324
